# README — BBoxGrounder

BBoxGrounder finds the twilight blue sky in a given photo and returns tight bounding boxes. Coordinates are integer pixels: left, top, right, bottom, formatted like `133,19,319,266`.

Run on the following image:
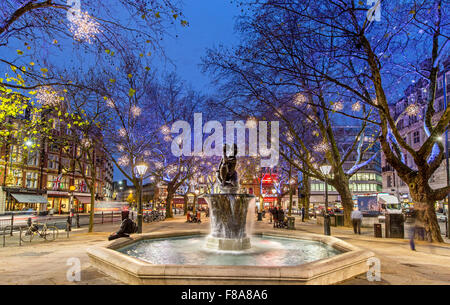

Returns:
114,0,241,182
155,0,241,93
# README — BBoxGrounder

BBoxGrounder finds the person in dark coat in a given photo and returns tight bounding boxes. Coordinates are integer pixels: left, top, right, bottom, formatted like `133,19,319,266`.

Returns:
272,206,278,227
108,211,135,241
277,207,285,227
301,207,305,222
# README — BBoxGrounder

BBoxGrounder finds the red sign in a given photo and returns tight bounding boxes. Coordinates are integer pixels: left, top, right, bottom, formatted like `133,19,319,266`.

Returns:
261,173,278,185
263,197,277,202
173,198,185,205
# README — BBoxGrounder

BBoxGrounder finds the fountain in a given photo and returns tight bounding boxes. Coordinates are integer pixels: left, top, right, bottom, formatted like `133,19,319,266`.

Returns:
204,144,254,251
87,144,375,284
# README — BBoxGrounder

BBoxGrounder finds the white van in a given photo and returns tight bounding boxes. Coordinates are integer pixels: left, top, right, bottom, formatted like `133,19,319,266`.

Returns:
377,193,402,222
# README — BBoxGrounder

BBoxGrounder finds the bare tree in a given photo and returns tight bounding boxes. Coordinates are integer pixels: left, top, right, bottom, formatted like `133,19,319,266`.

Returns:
202,3,380,226
249,0,449,241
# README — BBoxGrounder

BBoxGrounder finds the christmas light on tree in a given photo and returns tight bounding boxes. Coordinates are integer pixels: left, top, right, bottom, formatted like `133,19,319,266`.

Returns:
69,11,101,44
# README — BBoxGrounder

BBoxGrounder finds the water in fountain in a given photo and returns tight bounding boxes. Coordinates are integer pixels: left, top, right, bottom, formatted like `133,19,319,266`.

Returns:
203,193,255,251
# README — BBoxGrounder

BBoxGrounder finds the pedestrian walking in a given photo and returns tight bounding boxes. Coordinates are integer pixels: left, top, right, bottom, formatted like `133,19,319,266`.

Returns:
409,207,425,251
351,208,363,234
272,206,278,227
301,207,305,222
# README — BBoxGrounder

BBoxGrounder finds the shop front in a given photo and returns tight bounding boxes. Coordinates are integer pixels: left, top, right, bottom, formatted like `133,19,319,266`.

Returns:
7,191,48,212
262,196,277,208
47,190,69,214
197,198,207,210
173,197,185,210
75,194,93,213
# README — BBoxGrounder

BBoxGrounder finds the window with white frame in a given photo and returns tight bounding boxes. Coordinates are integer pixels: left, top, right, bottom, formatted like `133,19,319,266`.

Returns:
47,154,59,170
9,145,22,163
27,151,39,167
26,172,38,189
11,169,22,186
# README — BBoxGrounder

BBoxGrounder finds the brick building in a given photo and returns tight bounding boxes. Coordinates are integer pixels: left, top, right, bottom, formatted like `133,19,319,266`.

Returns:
0,110,114,215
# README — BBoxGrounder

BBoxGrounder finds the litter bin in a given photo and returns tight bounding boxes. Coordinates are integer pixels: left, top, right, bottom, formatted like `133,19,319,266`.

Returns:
335,214,344,226
374,223,382,238
287,216,295,230
385,214,404,238
330,215,336,227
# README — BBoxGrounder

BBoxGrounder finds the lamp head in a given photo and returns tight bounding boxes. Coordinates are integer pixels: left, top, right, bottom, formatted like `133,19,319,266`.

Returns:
320,164,332,176
134,162,148,177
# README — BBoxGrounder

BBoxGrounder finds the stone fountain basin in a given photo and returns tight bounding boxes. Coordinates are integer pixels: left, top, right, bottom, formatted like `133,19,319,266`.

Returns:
87,229,374,285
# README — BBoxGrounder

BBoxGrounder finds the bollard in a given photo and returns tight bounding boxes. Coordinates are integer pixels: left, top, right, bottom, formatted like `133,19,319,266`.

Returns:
66,216,71,232
19,227,22,246
324,214,331,236
76,214,80,228
10,214,14,236
102,211,104,224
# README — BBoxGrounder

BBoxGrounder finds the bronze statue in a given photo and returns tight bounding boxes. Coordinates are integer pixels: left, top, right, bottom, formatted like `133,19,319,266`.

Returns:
217,144,238,190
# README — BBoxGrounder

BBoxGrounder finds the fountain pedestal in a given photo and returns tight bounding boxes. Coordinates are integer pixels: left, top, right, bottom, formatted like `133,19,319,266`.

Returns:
203,194,255,251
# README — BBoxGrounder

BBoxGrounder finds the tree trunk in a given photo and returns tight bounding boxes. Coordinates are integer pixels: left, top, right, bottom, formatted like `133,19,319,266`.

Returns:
183,194,188,215
333,181,353,227
288,187,293,216
302,175,310,220
165,192,174,219
88,177,96,233
410,182,443,242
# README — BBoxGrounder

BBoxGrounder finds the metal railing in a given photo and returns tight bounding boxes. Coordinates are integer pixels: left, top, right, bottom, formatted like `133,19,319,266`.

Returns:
0,211,123,247
2,225,22,247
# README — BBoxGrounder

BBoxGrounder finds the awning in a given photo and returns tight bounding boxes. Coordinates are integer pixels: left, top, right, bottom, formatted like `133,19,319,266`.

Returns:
76,196,92,204
11,193,47,204
378,194,399,204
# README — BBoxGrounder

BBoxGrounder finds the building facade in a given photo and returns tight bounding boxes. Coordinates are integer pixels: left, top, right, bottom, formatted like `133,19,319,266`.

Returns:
0,113,114,215
381,59,450,208
309,126,382,207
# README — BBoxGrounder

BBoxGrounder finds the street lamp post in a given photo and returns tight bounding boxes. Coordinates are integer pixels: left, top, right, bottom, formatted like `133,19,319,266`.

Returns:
194,188,200,216
320,164,332,236
134,161,148,234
